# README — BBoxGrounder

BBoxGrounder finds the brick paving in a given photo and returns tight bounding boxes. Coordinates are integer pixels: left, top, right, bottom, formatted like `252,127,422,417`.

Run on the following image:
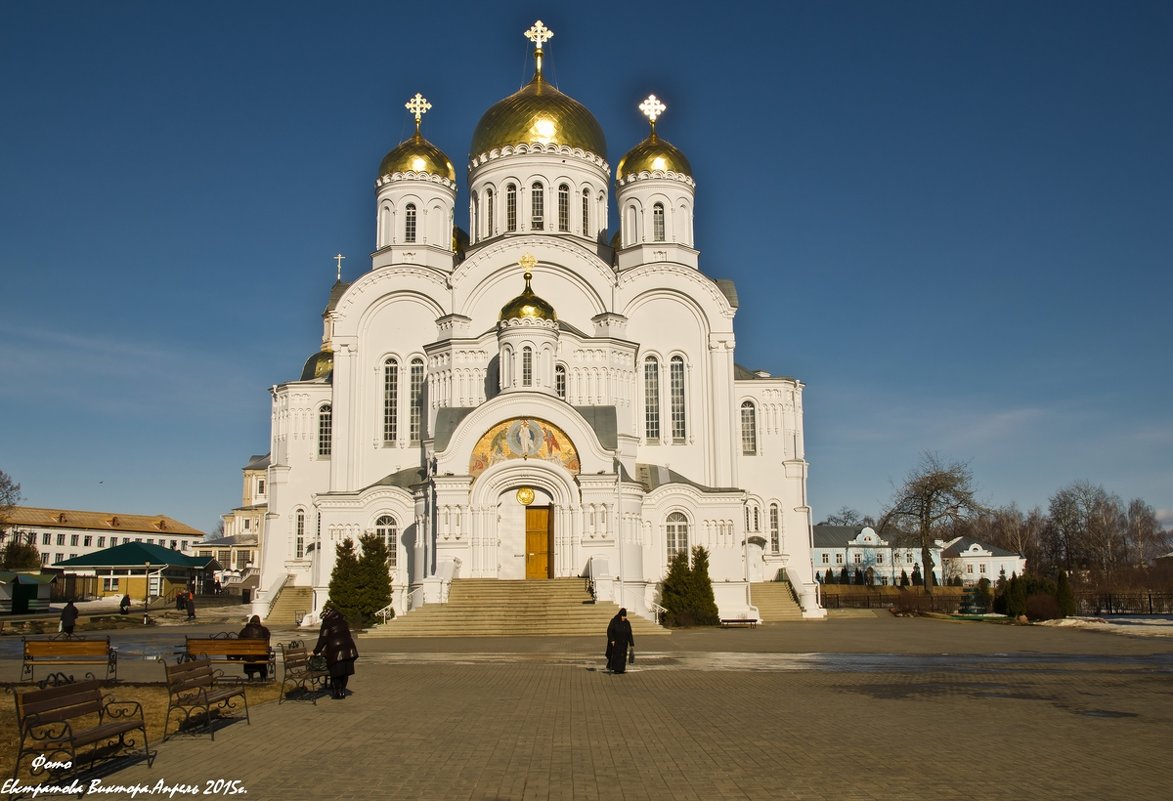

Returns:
6,615,1172,800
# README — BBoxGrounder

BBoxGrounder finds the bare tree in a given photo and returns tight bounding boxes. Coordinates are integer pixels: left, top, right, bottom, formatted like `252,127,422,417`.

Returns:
1046,482,1128,581
819,506,864,527
878,453,984,594
0,468,20,519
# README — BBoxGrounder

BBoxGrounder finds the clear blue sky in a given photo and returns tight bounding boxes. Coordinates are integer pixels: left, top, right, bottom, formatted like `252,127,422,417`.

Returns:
2,1,1171,533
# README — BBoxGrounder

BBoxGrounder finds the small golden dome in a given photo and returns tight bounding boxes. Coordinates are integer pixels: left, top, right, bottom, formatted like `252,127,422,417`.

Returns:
616,132,692,180
378,132,456,182
499,271,557,322
471,76,606,159
301,349,334,381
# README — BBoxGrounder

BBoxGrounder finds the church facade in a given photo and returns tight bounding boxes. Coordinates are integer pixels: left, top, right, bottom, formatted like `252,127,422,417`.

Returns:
250,22,823,624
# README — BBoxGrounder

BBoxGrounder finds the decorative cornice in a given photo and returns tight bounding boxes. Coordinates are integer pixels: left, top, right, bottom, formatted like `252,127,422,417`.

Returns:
497,317,560,331
616,169,696,188
469,142,609,171
376,171,457,189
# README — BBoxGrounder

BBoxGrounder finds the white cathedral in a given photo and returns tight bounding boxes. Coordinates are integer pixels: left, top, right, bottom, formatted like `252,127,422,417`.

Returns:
250,21,824,625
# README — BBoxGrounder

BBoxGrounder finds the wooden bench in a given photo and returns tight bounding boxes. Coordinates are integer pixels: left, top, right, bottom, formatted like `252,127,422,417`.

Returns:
21,635,118,682
720,618,759,628
163,656,250,741
12,678,154,783
278,641,330,704
180,634,275,681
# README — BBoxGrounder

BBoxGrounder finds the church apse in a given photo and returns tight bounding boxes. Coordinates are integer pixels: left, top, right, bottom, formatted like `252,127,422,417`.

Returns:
469,418,580,480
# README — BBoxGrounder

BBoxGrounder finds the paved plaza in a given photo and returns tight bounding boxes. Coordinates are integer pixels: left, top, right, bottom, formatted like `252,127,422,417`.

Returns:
5,613,1172,800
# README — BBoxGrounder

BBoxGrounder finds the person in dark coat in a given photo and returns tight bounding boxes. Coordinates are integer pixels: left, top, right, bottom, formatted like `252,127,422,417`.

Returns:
60,601,79,635
314,606,359,699
605,608,635,674
119,594,132,615
185,593,196,621
237,614,272,680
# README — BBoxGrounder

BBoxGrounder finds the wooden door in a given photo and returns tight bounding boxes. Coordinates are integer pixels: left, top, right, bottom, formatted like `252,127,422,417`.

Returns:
525,506,552,579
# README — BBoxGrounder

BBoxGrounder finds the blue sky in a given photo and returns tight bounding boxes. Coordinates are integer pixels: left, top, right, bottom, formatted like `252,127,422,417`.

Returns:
2,1,1171,533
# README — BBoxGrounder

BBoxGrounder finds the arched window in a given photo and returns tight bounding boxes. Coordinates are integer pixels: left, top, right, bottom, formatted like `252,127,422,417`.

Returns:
670,355,686,442
531,182,544,230
376,515,398,568
485,187,495,237
666,512,689,561
557,184,570,231
653,202,666,242
506,184,517,232
522,346,533,387
317,404,332,457
470,192,479,243
383,358,399,443
581,188,591,236
555,364,567,399
741,401,757,455
753,506,760,532
404,203,417,243
643,356,660,442
295,509,305,559
769,504,780,554
409,358,425,442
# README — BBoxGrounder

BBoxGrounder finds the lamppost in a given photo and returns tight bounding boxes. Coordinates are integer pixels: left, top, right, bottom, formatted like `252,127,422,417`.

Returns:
143,561,150,625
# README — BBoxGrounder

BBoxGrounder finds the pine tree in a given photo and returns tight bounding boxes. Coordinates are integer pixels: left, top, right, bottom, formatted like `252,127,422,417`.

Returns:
1,538,41,570
854,567,864,586
354,532,393,626
839,566,849,584
688,546,720,626
659,549,691,626
327,537,363,626
899,569,910,588
824,567,836,585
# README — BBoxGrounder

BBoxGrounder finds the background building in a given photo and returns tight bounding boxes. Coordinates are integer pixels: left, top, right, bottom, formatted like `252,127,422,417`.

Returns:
1,506,203,568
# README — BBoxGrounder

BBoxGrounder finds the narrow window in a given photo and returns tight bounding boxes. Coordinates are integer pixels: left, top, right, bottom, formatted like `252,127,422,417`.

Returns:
582,188,590,236
376,515,398,568
531,182,544,230
670,355,686,442
383,357,399,443
506,184,517,232
485,188,495,237
470,192,479,243
555,364,566,399
644,357,660,442
404,203,417,243
741,401,757,455
753,506,760,532
653,202,666,241
409,358,424,442
558,184,569,231
522,346,533,387
318,404,332,456
42,532,51,545
666,512,689,561
769,504,780,553
295,510,305,558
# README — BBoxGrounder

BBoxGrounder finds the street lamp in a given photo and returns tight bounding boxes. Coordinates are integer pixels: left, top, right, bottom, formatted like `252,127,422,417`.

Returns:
143,561,150,625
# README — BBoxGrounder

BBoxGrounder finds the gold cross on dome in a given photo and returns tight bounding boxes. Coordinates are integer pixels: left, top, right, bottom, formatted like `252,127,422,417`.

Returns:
334,253,346,281
525,20,554,49
405,93,431,133
639,95,667,133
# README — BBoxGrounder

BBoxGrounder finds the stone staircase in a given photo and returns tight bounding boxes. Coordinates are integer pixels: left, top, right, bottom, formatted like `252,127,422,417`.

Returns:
365,578,669,637
750,582,804,622
263,586,314,627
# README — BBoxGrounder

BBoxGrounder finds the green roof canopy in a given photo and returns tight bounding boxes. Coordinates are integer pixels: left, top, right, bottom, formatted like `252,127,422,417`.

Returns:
55,541,214,569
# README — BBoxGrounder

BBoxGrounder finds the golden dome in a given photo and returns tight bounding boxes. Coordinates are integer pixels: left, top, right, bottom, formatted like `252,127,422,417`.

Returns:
499,270,556,322
616,132,692,180
471,76,606,159
378,132,456,182
300,349,334,381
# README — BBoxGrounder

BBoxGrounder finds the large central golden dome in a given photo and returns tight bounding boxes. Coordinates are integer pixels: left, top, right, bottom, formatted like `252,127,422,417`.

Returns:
471,75,606,159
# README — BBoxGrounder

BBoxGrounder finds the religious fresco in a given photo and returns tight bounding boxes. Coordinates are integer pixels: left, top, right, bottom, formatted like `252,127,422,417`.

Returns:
469,418,580,480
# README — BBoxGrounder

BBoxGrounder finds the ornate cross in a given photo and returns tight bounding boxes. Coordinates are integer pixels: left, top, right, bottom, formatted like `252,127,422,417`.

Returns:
639,94,667,134
519,253,537,283
405,93,431,134
524,20,553,75
334,253,346,281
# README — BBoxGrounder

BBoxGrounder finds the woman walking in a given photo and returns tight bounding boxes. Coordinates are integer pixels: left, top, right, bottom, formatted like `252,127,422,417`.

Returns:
605,608,635,674
314,606,359,699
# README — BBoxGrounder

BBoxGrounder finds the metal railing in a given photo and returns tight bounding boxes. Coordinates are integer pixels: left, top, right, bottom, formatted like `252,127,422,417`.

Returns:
375,603,395,624
649,601,667,625
406,586,426,611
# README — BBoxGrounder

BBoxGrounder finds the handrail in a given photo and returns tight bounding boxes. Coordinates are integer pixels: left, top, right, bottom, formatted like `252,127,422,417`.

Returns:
648,601,667,625
261,573,291,612
375,603,395,624
406,586,426,611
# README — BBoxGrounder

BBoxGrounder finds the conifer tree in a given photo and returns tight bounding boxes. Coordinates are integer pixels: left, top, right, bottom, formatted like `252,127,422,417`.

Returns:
659,549,691,626
824,567,836,585
899,569,910,587
687,545,720,626
354,532,393,626
839,566,849,584
327,537,363,626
